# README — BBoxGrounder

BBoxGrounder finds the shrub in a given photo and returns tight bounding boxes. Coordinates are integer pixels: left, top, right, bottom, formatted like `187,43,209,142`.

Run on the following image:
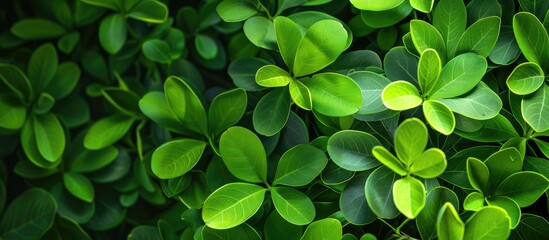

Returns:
1,0,549,239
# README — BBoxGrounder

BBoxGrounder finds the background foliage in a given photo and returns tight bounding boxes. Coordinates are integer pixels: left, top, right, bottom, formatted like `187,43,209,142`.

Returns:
1,0,549,239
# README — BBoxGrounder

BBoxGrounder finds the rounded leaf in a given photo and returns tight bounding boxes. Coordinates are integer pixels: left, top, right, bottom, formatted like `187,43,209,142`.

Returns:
327,130,381,171
423,100,455,135
381,81,422,111
151,139,207,179
99,14,127,54
506,62,545,95
392,177,426,219
271,187,315,225
274,144,328,186
255,65,292,87
304,73,362,117
11,18,66,40
63,172,94,203
219,126,267,183
83,114,135,150
299,218,342,240
463,206,511,240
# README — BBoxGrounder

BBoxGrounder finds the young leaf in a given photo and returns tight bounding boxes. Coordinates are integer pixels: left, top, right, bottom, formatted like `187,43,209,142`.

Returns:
99,14,126,54
350,0,404,11
151,139,207,179
299,218,342,240
513,12,549,71
33,113,65,162
410,0,434,13
0,189,57,239
255,65,293,87
127,0,168,23
293,20,348,77
219,126,267,183
274,144,328,187
364,166,400,219
467,157,491,195
216,0,257,22
303,73,362,117
522,84,549,132
63,172,94,203
433,0,467,57
381,80,422,111
423,100,455,135
271,187,315,225
274,16,302,70
493,171,549,207
289,80,312,110
484,148,522,190
84,114,135,150
253,87,291,136
208,88,247,136
410,20,447,63
28,43,57,92
417,187,460,240
428,53,487,99
436,82,502,120
454,16,501,57
410,148,447,178
486,196,521,229
395,118,428,166
392,177,426,219
464,192,485,211
202,183,267,229
418,48,441,93
463,206,511,240
327,130,382,172
372,146,407,176
436,202,464,240
506,62,545,95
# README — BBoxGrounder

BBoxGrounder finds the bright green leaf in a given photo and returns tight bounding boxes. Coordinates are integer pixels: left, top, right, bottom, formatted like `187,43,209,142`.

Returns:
506,62,545,95
381,81,422,111
151,139,206,179
219,126,267,183
423,100,455,135
271,187,315,225
256,65,293,87
63,172,94,203
392,177,426,219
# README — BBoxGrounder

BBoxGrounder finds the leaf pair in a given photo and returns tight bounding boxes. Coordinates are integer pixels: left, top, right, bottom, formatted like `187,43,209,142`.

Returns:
371,118,446,218
437,203,511,240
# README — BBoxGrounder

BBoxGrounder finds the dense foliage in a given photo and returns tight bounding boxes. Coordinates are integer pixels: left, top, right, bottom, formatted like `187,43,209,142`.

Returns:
1,0,549,239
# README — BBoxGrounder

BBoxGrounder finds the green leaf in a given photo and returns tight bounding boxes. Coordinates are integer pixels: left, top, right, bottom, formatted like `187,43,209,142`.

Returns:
264,211,303,240
164,76,207,135
202,183,266,229
432,0,467,57
271,187,315,225
522,84,549,132
11,18,67,40
289,79,312,110
348,71,391,115
255,65,293,87
512,213,549,239
304,73,362,117
410,20,446,63
274,16,302,70
417,187,460,240
139,92,183,132
0,64,33,102
28,43,57,92
436,203,464,240
83,114,135,150
381,80,422,111
228,57,269,91
372,146,407,176
327,130,382,171
81,0,119,10
486,196,521,229
69,147,119,173
428,53,487,99
360,2,413,29
101,88,141,116
33,113,65,162
219,126,267,183
339,172,376,225
0,189,57,240
21,118,60,169
350,0,405,11
127,0,168,23
436,82,502,120
293,20,348,77
484,148,523,190
299,218,342,240
208,88,247,136
128,226,161,240
463,206,511,240
467,157,491,195
493,171,549,207
410,148,446,178
0,94,26,131
506,62,545,95
253,87,291,136
513,12,549,71
33,92,55,115
384,47,419,83
423,100,455,135
464,192,485,211
274,144,328,187
202,224,261,240
99,13,126,54
392,177,426,219
418,48,441,94
195,34,218,60
142,39,172,64
410,0,434,13
454,16,501,57
151,139,206,179
244,16,277,50
395,118,428,166
63,172,94,203
364,166,400,219
216,0,257,22
489,26,521,65
45,62,81,100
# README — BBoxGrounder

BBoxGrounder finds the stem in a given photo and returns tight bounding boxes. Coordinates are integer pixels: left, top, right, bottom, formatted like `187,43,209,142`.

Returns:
378,218,397,233
396,218,411,235
257,1,273,19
